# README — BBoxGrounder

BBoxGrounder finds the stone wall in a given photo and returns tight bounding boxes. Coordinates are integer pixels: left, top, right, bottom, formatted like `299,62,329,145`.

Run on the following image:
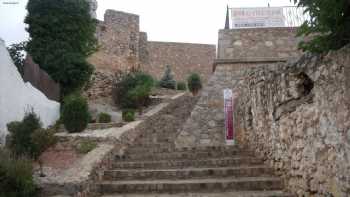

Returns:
23,55,60,101
145,42,216,82
235,46,350,197
218,27,301,61
175,62,262,147
88,9,216,84
88,10,140,73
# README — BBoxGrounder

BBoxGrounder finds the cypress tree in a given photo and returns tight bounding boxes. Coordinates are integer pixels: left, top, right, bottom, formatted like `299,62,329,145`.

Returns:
25,0,97,96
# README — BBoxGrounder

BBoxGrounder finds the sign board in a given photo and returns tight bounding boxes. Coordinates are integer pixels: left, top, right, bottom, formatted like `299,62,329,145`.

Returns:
231,7,285,28
224,89,235,145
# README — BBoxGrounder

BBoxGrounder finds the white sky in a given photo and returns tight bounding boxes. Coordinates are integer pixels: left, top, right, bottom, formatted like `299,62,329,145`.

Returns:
0,0,294,46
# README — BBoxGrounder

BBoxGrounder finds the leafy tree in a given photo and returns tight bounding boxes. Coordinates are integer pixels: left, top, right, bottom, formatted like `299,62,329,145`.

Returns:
294,0,350,53
7,41,27,76
25,0,97,95
159,65,176,89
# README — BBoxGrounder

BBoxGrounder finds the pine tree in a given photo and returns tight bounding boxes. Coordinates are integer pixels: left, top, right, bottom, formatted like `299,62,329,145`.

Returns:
159,65,176,89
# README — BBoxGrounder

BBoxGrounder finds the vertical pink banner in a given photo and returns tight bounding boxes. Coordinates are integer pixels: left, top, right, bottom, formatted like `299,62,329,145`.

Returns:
224,89,235,144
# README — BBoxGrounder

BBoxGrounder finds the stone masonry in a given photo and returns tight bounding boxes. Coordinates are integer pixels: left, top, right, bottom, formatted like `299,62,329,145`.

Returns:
88,9,216,84
176,27,302,148
235,46,350,197
175,24,350,196
145,41,216,82
88,10,140,73
218,27,302,61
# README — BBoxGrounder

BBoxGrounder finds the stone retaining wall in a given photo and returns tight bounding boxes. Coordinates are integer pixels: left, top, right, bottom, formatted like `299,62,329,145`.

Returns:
235,46,350,196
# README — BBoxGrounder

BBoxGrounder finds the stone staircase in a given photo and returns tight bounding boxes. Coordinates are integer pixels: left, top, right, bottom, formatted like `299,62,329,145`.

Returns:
96,95,292,197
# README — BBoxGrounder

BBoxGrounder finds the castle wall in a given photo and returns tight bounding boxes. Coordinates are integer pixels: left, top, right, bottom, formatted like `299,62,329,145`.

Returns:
218,27,301,61
88,9,216,84
145,41,216,82
88,10,140,73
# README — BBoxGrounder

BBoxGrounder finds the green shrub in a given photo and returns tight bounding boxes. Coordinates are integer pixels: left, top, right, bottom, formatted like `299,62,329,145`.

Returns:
7,111,41,157
31,128,57,159
187,73,202,96
98,113,112,123
62,94,90,133
25,0,97,95
75,141,97,154
159,65,176,89
0,149,37,197
112,72,154,109
177,81,187,90
122,109,135,122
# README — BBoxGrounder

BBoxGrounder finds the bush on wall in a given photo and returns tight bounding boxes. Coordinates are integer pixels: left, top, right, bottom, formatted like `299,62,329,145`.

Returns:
187,73,202,96
62,94,90,133
122,109,135,122
159,65,176,89
112,72,154,110
98,112,112,123
177,81,187,90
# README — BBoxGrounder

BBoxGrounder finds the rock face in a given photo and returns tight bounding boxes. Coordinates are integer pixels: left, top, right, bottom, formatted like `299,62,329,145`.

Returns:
236,46,350,196
0,38,60,146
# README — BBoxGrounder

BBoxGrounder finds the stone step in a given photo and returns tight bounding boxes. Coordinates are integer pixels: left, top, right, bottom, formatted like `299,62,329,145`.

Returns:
112,157,263,169
126,145,240,155
131,143,174,149
118,150,254,161
102,190,293,197
99,177,283,194
104,165,274,181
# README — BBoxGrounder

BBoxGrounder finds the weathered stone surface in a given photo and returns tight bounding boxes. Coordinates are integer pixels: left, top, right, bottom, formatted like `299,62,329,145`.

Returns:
236,45,350,197
218,27,301,61
175,63,267,147
144,42,216,82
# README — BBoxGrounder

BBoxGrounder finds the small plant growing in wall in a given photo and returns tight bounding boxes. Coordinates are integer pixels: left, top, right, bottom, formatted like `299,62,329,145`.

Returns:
177,81,187,91
187,73,202,96
98,112,112,123
62,94,90,133
122,109,135,122
159,65,176,89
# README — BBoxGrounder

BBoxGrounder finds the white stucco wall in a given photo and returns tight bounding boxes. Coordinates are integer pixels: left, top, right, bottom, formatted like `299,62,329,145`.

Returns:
0,38,60,145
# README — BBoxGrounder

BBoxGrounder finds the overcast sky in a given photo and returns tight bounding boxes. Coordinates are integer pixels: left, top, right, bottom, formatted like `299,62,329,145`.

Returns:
0,0,294,46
